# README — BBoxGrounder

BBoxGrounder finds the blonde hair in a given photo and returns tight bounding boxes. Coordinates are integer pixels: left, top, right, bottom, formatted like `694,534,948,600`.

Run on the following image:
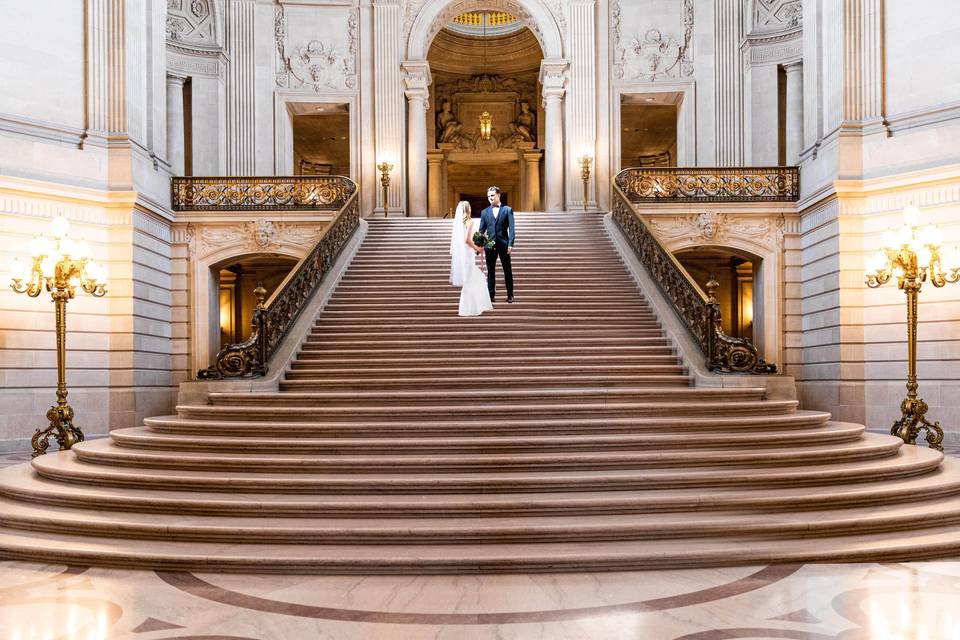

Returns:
460,201,471,223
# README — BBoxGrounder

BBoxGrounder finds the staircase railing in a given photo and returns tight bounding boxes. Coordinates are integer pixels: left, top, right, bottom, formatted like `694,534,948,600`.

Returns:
171,175,355,211
615,166,799,203
613,168,786,374
189,176,360,379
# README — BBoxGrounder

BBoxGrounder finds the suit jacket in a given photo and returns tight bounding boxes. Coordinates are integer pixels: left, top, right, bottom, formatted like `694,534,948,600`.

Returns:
479,205,515,248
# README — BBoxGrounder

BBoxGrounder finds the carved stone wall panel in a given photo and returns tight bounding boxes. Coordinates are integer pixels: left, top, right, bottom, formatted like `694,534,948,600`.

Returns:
646,212,781,249
167,0,220,47
752,0,802,33
612,0,693,83
183,220,323,261
275,4,358,92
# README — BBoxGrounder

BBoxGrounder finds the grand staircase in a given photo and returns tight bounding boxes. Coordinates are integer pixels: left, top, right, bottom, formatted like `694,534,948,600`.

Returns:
1,213,959,573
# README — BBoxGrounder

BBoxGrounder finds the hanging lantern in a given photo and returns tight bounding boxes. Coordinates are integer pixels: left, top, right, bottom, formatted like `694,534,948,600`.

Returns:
479,110,493,140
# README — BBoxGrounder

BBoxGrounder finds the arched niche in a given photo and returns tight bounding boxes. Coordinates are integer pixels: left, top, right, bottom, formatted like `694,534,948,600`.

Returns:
407,0,564,61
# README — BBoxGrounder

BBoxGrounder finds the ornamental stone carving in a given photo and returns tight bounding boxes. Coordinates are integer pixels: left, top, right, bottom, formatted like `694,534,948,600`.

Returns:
167,0,218,47
753,0,802,33
647,212,775,246
275,6,358,92
185,221,324,259
252,220,276,248
612,0,693,82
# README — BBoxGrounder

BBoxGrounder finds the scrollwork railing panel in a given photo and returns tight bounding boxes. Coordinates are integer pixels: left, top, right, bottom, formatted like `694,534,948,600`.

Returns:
172,176,356,211
197,182,360,379
612,183,776,375
616,167,799,203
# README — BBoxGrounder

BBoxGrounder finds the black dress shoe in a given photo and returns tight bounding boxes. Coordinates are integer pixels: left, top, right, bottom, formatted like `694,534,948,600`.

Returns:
507,296,515,303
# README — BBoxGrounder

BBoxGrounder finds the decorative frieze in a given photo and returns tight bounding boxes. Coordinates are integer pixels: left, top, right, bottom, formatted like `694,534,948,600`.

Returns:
274,4,358,92
612,0,693,82
646,211,780,248
166,0,219,47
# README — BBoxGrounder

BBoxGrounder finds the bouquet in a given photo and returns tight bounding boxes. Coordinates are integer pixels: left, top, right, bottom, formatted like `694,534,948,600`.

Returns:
472,231,496,249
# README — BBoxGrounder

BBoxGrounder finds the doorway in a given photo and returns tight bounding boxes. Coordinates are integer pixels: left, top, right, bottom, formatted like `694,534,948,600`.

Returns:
619,94,680,169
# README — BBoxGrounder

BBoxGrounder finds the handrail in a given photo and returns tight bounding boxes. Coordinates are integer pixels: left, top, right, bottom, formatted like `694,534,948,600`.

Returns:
612,177,776,375
616,166,799,202
196,179,360,379
171,175,355,211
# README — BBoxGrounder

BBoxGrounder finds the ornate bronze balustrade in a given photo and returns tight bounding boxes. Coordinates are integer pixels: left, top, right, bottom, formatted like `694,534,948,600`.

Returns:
616,167,799,203
172,176,356,211
197,184,360,379
612,187,776,375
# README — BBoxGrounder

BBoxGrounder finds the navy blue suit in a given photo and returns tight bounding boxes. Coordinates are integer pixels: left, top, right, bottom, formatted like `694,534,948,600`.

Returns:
479,205,515,301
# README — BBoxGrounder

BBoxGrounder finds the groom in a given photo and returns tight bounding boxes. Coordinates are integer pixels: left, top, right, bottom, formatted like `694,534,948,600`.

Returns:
479,186,515,303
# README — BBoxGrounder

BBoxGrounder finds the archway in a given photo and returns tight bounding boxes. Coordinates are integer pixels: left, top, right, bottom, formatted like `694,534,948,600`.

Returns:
404,0,568,213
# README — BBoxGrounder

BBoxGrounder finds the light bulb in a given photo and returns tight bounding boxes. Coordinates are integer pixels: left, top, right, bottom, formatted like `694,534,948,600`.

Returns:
50,216,69,239
881,229,898,249
75,240,90,260
947,247,960,271
893,265,905,279
902,205,921,227
40,257,55,278
28,237,45,258
897,225,912,247
917,224,939,248
60,237,75,257
866,250,887,274
917,246,932,269
9,257,26,281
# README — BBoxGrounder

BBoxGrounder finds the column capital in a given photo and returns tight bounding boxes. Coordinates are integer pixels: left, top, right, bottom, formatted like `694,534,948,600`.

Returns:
539,59,568,94
401,60,432,92
783,60,803,74
166,72,188,85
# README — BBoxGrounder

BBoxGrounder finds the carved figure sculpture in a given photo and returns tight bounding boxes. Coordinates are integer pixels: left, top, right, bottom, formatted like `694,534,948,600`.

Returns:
436,100,464,144
509,101,537,144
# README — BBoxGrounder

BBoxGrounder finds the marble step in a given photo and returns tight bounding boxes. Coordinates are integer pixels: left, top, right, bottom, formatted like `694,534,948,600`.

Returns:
5,490,960,545
111,422,864,454
278,375,691,390
66,438,902,474
11,454,955,518
206,387,766,407
312,317,663,329
144,411,831,438
4,513,960,572
289,355,681,368
304,328,665,340
30,437,927,495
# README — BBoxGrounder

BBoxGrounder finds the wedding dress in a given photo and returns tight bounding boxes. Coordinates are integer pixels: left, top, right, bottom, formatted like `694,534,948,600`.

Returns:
458,220,493,317
449,211,468,286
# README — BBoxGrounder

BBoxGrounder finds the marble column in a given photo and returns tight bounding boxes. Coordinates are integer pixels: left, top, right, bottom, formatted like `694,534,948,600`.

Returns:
427,151,444,217
784,61,804,164
523,152,542,211
166,74,186,176
374,0,404,215
402,61,431,218
540,60,568,212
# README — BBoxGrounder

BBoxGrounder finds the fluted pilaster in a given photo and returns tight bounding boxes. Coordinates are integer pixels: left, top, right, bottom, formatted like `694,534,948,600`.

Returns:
226,0,257,175
842,0,886,133
374,0,404,215
784,61,804,164
166,74,186,176
567,0,596,209
714,0,744,165
86,0,126,137
540,59,568,212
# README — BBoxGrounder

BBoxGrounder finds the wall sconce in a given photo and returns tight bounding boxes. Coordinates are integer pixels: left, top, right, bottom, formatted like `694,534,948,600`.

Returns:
376,160,393,213
865,204,960,450
579,154,593,210
9,216,108,456
479,111,493,140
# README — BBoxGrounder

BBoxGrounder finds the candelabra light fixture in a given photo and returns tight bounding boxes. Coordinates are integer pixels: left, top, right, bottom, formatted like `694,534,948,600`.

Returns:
579,154,593,210
377,160,393,214
865,205,960,451
9,216,108,457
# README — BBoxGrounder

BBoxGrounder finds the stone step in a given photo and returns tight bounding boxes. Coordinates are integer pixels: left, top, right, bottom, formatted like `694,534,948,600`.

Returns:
289,354,681,367
143,411,831,438
278,374,691,390
6,454,953,518
111,422,864,455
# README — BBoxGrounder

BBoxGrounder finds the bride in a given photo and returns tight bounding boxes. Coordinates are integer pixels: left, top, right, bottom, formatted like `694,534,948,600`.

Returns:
449,201,493,317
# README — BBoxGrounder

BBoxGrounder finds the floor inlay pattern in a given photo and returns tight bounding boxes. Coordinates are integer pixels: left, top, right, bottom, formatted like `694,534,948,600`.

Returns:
2,560,959,639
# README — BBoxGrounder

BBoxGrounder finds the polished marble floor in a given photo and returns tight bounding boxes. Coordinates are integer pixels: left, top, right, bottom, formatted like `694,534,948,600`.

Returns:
1,448,959,640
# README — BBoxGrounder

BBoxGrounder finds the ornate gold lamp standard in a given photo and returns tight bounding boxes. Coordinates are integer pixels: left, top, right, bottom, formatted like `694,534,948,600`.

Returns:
377,160,393,214
579,155,592,210
865,205,960,451
9,216,108,456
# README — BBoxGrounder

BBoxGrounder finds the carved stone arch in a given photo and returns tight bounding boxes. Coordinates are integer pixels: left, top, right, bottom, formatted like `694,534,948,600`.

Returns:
407,0,565,60
166,0,224,50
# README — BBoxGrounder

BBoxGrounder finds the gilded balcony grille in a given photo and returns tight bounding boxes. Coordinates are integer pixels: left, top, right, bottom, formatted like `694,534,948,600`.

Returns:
616,167,800,203
171,176,356,211
612,183,776,375
196,180,360,379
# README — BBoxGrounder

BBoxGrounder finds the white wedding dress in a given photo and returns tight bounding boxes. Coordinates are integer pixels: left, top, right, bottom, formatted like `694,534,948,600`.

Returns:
450,210,492,317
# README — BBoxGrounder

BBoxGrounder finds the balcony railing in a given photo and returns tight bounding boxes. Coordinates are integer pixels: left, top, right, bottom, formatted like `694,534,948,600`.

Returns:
615,166,800,203
612,171,777,375
195,177,360,379
171,175,355,211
